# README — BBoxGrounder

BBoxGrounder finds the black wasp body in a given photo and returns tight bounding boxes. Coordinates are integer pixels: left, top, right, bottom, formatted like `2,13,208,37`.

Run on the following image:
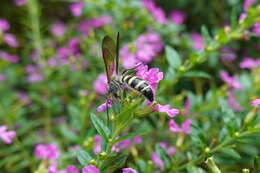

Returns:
102,32,154,103
108,74,154,102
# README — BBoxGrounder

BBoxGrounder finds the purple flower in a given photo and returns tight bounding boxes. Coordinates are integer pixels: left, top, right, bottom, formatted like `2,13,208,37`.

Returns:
0,125,16,144
154,104,179,117
243,0,254,10
151,152,164,169
82,165,100,173
251,98,260,107
70,2,84,17
220,47,237,61
0,74,6,81
252,22,260,36
50,22,65,37
93,74,108,95
239,13,247,22
190,32,204,51
219,71,243,90
0,51,19,63
3,33,19,47
14,0,26,6
141,0,167,24
34,143,60,160
159,142,176,155
228,90,242,111
122,168,138,173
169,10,186,25
97,98,113,112
65,165,79,173
120,32,163,69
93,135,102,153
136,64,163,94
112,139,131,152
27,72,44,83
169,119,192,134
0,18,10,31
67,38,80,56
240,57,260,69
133,136,142,144
78,16,112,35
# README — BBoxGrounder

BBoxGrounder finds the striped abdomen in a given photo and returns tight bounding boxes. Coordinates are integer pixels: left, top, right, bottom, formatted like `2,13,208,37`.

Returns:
122,75,154,102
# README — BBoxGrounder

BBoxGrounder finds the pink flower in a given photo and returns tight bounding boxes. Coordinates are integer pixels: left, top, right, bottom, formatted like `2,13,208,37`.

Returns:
65,165,79,173
34,143,60,160
239,13,247,21
82,165,100,173
112,139,131,152
14,0,26,6
122,168,138,173
70,2,84,17
50,22,65,37
169,10,186,25
243,0,254,10
0,125,16,144
93,135,102,153
0,51,19,63
3,33,19,47
169,119,192,134
0,18,10,31
159,142,176,155
220,47,237,61
136,64,163,94
228,90,242,111
219,71,243,90
251,98,260,107
252,23,260,36
78,16,112,35
93,74,108,95
141,0,167,24
133,136,142,144
27,73,44,83
154,104,179,117
190,32,204,51
151,152,164,169
240,57,260,68
120,33,163,69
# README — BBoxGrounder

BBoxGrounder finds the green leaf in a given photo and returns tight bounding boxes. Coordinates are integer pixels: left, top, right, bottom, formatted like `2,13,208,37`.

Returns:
182,71,211,79
220,148,241,159
231,7,238,29
100,154,128,172
90,113,111,141
76,150,92,166
254,156,260,170
165,45,181,68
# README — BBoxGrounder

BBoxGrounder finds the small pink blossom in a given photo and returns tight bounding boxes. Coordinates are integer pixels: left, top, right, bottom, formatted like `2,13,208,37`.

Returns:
0,51,19,63
27,73,44,83
122,168,138,173
50,22,65,37
154,104,179,117
133,136,142,144
240,57,260,69
251,98,260,107
70,2,84,17
141,0,167,24
65,165,79,173
82,165,100,173
14,0,26,6
169,119,192,134
169,10,186,25
190,32,204,51
159,142,176,155
0,74,6,81
112,139,131,152
3,33,19,47
243,0,254,10
0,125,16,144
151,152,164,169
239,13,247,21
220,47,237,61
93,135,102,153
219,71,243,90
93,74,108,95
0,18,10,31
252,23,260,36
34,143,60,160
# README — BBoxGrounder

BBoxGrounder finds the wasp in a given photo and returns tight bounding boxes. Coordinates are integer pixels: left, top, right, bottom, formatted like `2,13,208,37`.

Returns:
102,33,154,102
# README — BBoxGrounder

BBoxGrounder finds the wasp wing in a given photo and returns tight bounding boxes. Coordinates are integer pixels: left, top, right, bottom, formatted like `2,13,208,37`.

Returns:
102,35,117,83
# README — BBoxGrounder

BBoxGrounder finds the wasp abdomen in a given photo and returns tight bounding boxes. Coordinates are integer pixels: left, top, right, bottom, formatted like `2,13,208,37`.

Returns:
122,75,154,102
